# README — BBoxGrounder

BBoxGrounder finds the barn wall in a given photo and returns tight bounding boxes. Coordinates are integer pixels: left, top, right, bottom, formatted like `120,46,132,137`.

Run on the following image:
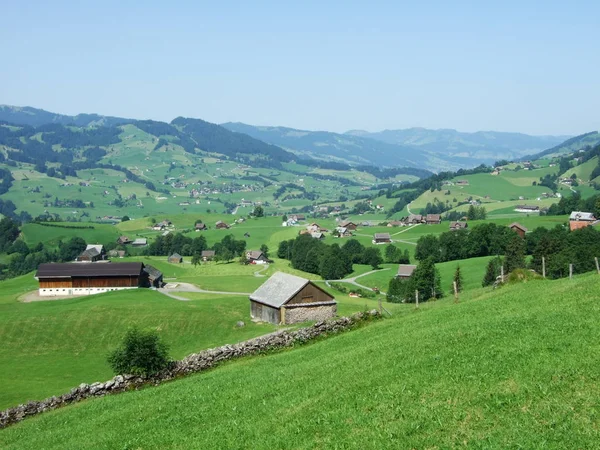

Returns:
287,283,334,305
283,304,337,324
39,279,72,289
250,301,280,324
39,287,137,297
71,276,139,288
38,275,140,297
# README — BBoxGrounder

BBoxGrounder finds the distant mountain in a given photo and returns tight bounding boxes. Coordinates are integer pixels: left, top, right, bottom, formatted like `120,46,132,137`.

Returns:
522,131,600,160
347,127,570,164
221,122,456,171
0,105,131,128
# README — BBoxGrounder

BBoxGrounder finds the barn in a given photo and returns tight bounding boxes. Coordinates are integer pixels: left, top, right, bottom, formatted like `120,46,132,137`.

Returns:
35,262,148,296
249,272,337,325
168,253,183,263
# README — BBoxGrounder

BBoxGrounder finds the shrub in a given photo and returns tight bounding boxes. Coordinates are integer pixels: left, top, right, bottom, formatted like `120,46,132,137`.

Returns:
107,327,171,377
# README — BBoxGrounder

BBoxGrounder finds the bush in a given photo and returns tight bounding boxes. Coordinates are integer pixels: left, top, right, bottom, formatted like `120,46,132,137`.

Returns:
107,328,171,377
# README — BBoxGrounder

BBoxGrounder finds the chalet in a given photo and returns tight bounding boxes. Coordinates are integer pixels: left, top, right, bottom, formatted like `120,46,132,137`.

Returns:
396,264,417,280
408,214,423,224
387,220,404,227
449,221,468,231
569,211,597,231
168,253,183,263
35,262,148,297
335,227,353,237
108,250,126,258
339,220,357,231
152,224,165,231
131,238,147,247
246,250,270,264
143,265,163,288
201,250,215,261
76,244,106,262
509,222,528,238
195,222,208,231
117,236,131,245
426,214,441,225
159,219,172,228
456,180,469,186
311,232,325,240
515,205,540,213
373,233,392,244
291,214,306,222
249,272,337,325
215,220,230,229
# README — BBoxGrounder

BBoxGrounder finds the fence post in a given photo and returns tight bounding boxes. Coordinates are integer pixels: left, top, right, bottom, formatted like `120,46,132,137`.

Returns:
415,290,419,308
378,296,382,314
542,256,546,279
500,265,504,283
595,257,599,275
453,281,458,303
569,264,573,280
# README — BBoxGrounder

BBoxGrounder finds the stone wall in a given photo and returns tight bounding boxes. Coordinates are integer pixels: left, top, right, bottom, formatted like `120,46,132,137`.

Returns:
0,310,380,429
283,304,337,324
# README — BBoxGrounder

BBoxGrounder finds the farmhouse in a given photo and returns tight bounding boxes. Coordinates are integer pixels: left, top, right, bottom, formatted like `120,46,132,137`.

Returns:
35,262,148,297
449,221,468,231
201,250,215,261
215,220,230,229
117,236,131,245
311,232,325,240
569,211,597,231
246,250,270,264
143,265,163,288
515,205,540,213
396,264,417,279
249,272,337,325
373,233,392,244
456,180,469,186
131,238,147,247
426,214,441,225
408,214,423,224
75,244,106,262
168,253,183,263
291,214,306,221
335,227,353,237
339,220,357,230
195,222,207,231
387,220,404,227
509,222,528,238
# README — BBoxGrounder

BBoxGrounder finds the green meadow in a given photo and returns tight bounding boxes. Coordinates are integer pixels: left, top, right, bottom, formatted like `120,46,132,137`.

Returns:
2,273,599,448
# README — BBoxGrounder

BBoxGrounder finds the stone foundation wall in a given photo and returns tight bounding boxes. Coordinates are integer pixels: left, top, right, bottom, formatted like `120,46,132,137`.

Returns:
283,304,337,324
0,310,381,429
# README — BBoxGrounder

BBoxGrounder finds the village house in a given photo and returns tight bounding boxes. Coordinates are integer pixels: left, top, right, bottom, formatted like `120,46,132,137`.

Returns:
131,238,147,247
426,214,441,225
456,180,469,186
339,220,357,231
75,244,106,263
201,250,216,261
215,220,230,229
143,265,163,288
408,214,423,225
509,222,528,238
195,222,207,231
246,250,270,264
569,211,598,231
152,223,165,231
291,214,306,222
449,221,468,231
396,264,417,280
117,236,131,245
387,220,404,227
249,272,337,325
515,205,540,213
335,227,353,237
35,262,149,297
311,232,325,240
168,253,183,264
373,233,392,244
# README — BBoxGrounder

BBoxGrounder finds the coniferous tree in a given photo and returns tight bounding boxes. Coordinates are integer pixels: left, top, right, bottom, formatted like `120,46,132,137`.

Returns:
453,264,464,292
504,235,526,274
482,257,503,287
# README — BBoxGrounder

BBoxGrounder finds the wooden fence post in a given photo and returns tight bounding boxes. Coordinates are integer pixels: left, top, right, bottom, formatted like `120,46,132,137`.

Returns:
453,281,458,303
569,264,573,279
542,256,546,279
415,290,419,308
500,265,504,283
595,257,599,275
378,296,382,314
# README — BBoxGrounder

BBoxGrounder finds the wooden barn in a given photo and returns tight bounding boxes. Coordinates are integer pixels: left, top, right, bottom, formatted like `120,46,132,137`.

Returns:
249,272,337,325
143,265,164,288
373,233,392,244
396,264,417,279
168,253,183,263
35,262,148,297
509,222,528,238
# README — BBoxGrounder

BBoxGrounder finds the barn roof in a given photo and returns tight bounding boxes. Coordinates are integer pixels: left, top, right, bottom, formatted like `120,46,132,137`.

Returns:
169,253,182,259
569,211,596,221
36,262,144,278
247,250,264,260
201,250,215,257
397,264,417,277
374,233,391,239
79,247,100,259
509,222,528,232
143,265,163,279
249,272,312,308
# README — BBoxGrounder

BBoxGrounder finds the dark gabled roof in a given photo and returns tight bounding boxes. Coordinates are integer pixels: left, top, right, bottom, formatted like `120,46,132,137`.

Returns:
249,272,334,308
374,233,391,239
247,250,265,260
509,222,528,232
78,247,100,259
397,264,417,277
36,262,144,278
450,221,468,229
426,214,441,222
169,253,182,259
201,250,215,257
143,264,163,279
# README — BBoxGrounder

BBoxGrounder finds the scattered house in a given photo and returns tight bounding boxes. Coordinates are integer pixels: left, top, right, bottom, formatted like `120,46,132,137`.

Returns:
108,250,126,258
311,232,325,240
449,221,468,231
335,227,353,237
509,222,528,238
408,214,423,225
515,205,540,213
387,220,404,227
339,220,357,231
158,219,172,228
168,253,183,263
117,236,131,245
396,264,417,280
373,233,392,244
456,180,469,186
215,220,230,229
195,222,207,231
249,272,337,325
152,224,165,231
35,262,148,296
291,214,306,221
131,238,147,247
246,250,270,264
361,221,372,227
143,265,164,288
569,211,597,231
426,214,441,225
201,250,215,261
76,244,106,263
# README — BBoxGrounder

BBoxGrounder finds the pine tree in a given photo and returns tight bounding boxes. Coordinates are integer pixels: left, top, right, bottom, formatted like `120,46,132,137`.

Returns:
453,264,463,292
504,235,526,274
482,257,502,287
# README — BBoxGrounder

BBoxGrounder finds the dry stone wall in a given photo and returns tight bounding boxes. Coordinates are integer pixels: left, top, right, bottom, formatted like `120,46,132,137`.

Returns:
284,304,337,324
0,310,381,429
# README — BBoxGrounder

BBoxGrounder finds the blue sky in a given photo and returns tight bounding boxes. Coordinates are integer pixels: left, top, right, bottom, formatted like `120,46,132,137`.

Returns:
1,1,598,135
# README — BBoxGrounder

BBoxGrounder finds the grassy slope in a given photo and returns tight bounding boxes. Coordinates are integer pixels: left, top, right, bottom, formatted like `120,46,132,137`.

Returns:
2,274,599,448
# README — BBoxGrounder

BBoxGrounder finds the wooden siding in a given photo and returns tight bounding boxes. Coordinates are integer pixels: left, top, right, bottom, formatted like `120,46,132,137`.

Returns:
39,279,72,288
250,300,280,324
40,276,139,289
286,283,334,306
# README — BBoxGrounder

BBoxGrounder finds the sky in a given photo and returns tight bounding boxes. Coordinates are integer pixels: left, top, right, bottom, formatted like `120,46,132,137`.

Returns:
1,1,599,136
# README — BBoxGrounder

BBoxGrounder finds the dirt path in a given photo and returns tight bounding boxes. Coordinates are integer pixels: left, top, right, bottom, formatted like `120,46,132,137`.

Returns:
253,264,269,277
319,268,391,295
158,282,251,301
